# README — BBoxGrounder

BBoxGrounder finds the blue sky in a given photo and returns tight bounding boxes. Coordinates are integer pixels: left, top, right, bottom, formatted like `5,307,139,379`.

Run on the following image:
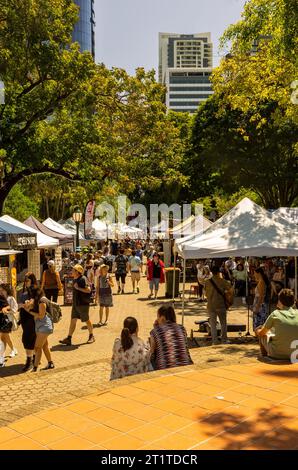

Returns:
94,0,247,74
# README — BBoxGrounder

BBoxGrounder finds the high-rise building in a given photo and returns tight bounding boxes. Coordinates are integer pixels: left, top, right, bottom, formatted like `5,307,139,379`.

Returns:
72,0,95,59
159,33,213,113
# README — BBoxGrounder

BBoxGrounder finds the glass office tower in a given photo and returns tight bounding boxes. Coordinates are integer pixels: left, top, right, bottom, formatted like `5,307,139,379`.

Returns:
72,0,95,59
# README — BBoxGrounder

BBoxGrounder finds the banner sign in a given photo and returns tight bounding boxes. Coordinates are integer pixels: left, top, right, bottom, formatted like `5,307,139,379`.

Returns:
84,200,96,239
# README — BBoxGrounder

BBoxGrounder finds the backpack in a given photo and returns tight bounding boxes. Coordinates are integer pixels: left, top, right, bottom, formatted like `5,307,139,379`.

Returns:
46,300,62,324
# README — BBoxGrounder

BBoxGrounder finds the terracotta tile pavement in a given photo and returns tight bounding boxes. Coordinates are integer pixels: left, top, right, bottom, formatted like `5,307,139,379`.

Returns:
0,362,297,450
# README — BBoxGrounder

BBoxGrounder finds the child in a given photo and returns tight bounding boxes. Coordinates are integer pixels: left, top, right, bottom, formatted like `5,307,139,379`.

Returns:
97,265,114,326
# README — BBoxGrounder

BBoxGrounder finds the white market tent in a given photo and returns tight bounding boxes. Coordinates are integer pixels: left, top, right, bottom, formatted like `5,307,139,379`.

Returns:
0,215,59,248
176,198,298,259
43,218,75,236
170,215,212,240
58,219,85,240
274,207,298,225
174,198,298,325
92,218,111,240
111,223,144,240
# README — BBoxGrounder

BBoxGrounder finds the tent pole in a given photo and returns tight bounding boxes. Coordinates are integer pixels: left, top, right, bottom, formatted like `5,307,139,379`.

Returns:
172,248,176,302
245,257,251,336
182,259,186,326
295,257,297,301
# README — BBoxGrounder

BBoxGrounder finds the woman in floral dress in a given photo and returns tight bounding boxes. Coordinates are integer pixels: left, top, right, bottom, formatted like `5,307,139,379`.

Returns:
111,317,152,380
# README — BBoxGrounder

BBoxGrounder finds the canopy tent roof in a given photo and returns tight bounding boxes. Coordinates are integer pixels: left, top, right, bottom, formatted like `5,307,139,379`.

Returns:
0,249,23,256
24,216,74,245
169,215,212,239
43,218,75,236
111,223,145,240
0,219,37,250
0,215,59,248
274,207,298,225
58,219,85,240
176,198,298,259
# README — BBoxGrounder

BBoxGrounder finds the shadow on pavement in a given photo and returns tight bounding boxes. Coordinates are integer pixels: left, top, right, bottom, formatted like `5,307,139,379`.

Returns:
0,363,25,378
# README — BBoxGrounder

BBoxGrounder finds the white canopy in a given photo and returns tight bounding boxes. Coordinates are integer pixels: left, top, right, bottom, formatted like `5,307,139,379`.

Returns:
274,207,298,225
92,218,110,239
0,215,59,248
176,198,298,259
112,223,144,240
0,250,23,256
170,215,212,239
43,218,75,236
58,219,85,240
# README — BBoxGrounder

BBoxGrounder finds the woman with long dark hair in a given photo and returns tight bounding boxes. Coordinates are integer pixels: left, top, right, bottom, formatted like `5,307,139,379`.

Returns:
24,287,54,372
110,317,151,380
19,273,38,372
150,305,193,370
253,267,271,331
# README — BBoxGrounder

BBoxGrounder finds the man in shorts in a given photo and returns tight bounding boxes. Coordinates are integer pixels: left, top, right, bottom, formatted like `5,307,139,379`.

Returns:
59,264,95,346
114,249,128,294
128,250,142,294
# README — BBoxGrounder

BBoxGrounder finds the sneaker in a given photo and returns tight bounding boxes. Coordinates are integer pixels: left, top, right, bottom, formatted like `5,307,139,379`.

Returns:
87,334,95,344
137,287,140,293
9,349,18,358
31,366,38,373
59,337,72,346
0,360,5,368
117,287,121,294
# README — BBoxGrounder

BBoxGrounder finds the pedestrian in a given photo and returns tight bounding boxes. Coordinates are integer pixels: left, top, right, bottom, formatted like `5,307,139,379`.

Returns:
97,264,114,326
59,264,95,346
41,260,62,303
0,297,13,367
149,305,193,370
0,284,18,358
128,250,142,294
23,288,54,372
135,243,144,274
111,317,152,380
253,267,271,332
147,254,165,299
114,249,128,294
19,273,38,372
204,266,234,345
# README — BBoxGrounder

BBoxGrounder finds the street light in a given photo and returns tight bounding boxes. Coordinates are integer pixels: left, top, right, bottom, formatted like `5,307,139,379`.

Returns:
72,207,83,252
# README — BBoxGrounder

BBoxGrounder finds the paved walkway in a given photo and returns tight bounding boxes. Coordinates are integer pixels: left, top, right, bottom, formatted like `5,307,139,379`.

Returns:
2,277,296,450
0,362,297,450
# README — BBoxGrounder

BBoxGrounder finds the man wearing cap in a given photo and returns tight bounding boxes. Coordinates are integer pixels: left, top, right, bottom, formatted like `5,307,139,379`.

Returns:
41,260,63,302
60,264,95,346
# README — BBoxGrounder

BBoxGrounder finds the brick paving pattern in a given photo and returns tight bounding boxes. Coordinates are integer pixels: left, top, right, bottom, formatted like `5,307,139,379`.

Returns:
1,277,296,449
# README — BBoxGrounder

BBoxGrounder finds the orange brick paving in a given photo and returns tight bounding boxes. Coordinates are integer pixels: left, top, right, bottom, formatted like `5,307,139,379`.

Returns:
0,362,297,450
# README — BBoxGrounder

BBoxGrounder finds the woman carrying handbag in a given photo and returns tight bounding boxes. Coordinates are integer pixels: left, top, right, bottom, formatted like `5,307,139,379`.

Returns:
0,295,13,368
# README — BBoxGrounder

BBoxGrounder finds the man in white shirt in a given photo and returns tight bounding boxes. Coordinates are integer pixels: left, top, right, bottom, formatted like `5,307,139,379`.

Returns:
128,251,142,294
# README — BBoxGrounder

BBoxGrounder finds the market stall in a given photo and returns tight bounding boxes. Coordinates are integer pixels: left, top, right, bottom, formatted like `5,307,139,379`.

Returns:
175,198,298,325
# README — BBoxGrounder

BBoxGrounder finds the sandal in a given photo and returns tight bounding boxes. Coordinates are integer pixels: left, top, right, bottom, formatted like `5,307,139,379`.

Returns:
41,362,55,370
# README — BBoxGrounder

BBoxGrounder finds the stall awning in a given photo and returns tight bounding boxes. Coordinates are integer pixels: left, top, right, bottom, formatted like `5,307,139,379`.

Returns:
176,198,298,259
0,219,37,250
24,216,74,245
0,215,59,249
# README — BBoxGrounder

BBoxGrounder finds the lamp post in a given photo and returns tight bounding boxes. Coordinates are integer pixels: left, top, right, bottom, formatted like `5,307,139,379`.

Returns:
72,207,83,252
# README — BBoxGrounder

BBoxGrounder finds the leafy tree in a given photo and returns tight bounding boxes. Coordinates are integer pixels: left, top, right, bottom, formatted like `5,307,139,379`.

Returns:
186,0,298,208
3,183,39,220
0,1,186,215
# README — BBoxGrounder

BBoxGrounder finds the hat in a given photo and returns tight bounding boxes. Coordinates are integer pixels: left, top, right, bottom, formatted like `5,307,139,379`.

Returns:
99,264,109,271
48,260,55,267
73,264,84,275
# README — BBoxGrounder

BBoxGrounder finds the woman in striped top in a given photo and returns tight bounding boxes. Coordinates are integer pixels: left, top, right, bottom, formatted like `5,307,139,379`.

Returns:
150,305,193,370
